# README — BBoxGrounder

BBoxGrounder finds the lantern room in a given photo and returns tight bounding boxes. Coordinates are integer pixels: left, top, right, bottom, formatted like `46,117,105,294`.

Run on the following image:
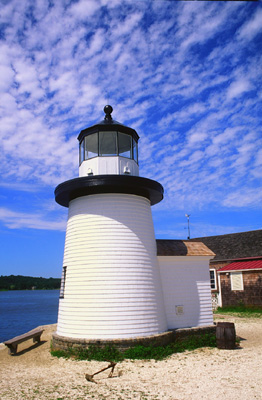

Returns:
78,105,139,177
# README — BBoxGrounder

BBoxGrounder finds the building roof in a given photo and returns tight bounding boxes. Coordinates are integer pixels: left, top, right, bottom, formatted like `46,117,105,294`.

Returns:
189,230,262,261
218,259,262,272
156,240,215,257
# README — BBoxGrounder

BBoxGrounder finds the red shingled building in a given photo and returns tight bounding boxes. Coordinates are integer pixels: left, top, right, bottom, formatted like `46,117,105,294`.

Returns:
189,230,262,308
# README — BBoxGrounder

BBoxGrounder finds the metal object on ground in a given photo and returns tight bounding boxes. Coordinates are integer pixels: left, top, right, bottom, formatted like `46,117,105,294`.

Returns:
85,361,117,384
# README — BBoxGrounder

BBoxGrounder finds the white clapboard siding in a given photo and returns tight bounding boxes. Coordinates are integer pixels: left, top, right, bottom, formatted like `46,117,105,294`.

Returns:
56,193,167,339
158,256,214,329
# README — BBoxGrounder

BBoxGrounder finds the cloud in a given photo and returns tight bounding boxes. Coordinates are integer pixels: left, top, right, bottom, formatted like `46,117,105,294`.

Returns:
254,149,262,167
0,207,66,231
237,8,262,41
0,65,15,91
0,181,43,192
0,0,261,234
223,189,262,208
227,79,252,100
69,0,100,19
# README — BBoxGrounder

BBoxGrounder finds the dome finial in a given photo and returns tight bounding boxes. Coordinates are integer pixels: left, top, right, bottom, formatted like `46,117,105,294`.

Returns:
104,105,113,121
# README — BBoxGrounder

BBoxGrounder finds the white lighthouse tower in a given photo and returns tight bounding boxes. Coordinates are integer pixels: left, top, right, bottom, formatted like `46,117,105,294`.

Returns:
53,106,168,347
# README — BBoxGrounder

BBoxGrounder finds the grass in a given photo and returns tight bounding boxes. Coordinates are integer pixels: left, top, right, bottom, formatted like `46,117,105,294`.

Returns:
51,332,216,362
214,305,262,318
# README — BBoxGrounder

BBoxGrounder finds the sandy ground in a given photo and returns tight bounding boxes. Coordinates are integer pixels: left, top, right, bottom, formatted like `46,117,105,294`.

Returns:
0,316,261,400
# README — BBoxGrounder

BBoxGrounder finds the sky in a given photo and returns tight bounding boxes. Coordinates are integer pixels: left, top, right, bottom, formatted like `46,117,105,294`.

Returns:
0,0,262,278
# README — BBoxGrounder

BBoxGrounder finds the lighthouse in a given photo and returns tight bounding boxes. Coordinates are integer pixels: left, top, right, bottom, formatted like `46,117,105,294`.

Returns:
53,106,168,347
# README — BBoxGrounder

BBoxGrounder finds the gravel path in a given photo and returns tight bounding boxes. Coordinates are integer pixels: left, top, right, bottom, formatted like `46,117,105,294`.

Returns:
0,316,261,400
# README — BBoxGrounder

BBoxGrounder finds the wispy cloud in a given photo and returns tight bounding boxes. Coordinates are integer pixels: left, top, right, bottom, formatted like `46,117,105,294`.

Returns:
0,207,66,231
227,79,253,100
0,0,261,232
223,189,262,208
237,7,262,41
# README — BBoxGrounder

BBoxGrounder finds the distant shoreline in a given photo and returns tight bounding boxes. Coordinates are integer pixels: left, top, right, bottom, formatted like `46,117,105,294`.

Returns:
0,288,60,292
0,275,61,291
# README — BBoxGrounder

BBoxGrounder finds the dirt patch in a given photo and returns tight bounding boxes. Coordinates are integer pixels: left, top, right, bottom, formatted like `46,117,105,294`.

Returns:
0,318,261,399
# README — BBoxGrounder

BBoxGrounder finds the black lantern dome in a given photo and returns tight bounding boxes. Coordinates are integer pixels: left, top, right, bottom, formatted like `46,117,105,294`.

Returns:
78,106,139,166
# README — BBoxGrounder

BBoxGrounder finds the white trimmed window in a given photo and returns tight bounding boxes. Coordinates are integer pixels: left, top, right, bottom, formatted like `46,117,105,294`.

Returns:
59,266,67,298
210,269,217,290
230,272,244,291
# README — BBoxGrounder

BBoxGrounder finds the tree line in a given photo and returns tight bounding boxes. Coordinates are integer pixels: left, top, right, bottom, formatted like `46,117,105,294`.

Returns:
0,275,61,291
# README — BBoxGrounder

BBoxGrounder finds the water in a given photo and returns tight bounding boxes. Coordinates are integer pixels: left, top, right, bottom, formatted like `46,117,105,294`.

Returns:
0,290,60,343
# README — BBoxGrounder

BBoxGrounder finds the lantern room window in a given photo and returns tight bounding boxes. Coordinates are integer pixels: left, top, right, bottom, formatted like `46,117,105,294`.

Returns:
133,138,138,163
80,139,84,164
79,131,138,165
85,132,98,159
99,131,117,156
118,132,132,159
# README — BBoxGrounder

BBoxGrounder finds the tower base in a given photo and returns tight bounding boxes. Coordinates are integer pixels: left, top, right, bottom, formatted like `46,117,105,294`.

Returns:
52,330,174,352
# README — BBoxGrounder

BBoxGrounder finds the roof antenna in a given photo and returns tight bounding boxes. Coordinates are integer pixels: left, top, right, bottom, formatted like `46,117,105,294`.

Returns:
185,214,191,239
